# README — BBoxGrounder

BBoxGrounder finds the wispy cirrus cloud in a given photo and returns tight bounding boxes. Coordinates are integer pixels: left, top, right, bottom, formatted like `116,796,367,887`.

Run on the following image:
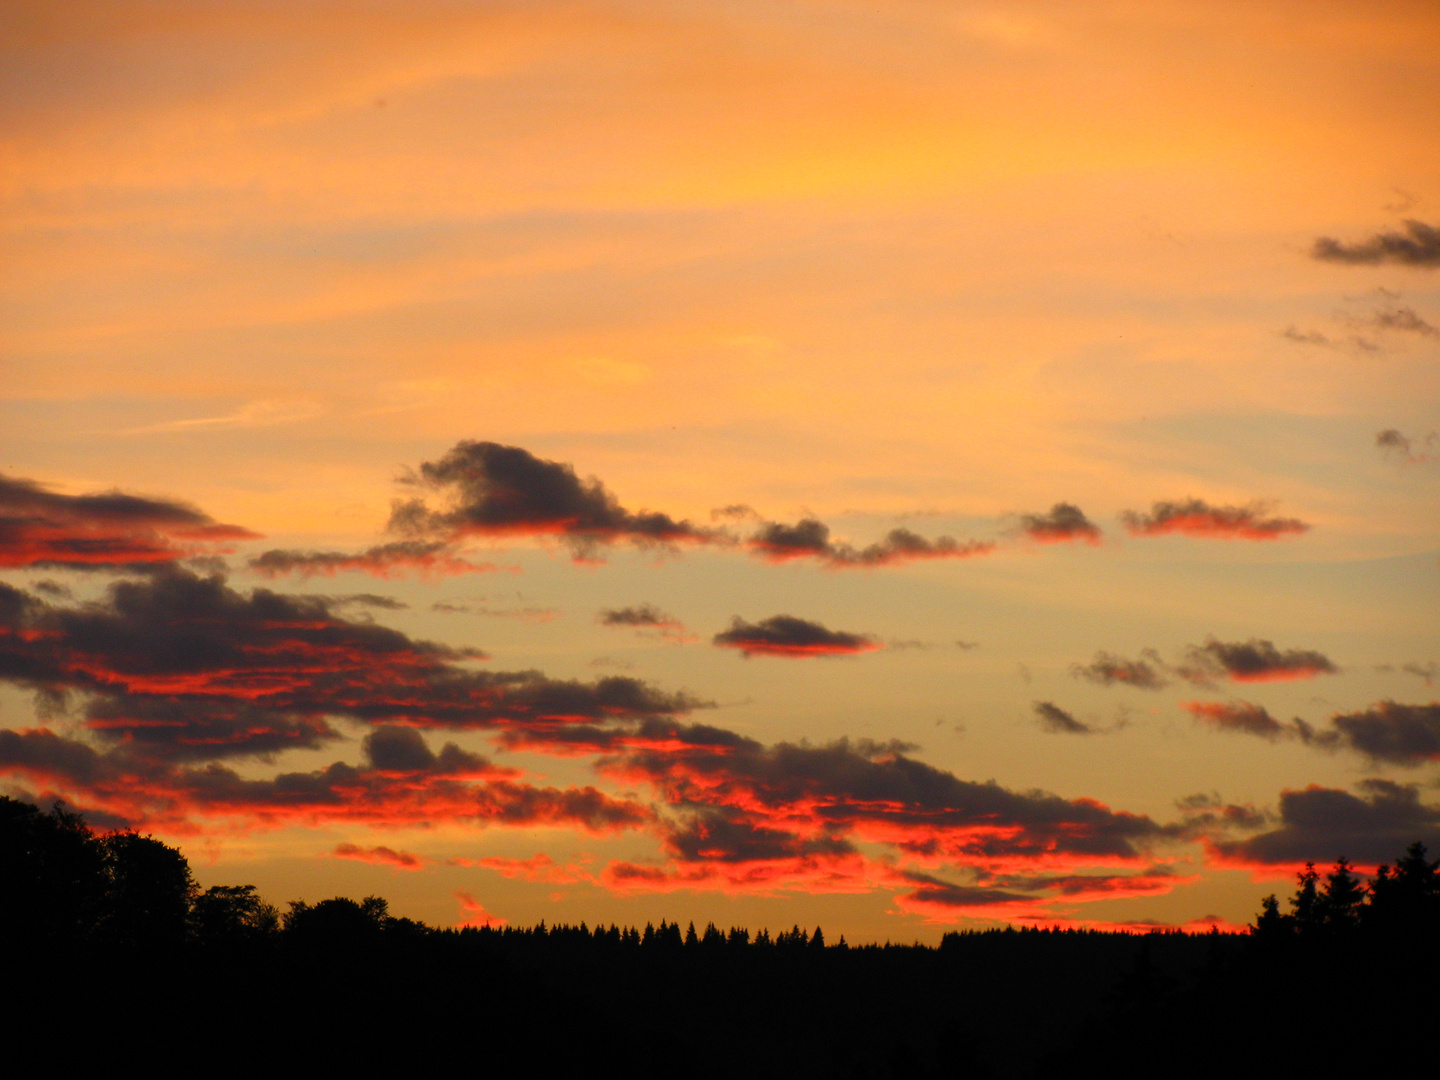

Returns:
249,540,501,579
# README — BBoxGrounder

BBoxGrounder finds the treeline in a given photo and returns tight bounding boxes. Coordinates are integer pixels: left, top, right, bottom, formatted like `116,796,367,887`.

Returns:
3,795,1437,1079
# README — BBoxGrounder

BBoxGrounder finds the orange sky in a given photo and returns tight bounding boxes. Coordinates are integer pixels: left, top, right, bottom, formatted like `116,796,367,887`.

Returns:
2,0,1438,939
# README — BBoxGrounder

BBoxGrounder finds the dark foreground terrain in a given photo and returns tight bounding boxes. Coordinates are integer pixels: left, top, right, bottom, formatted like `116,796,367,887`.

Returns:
5,796,1437,1077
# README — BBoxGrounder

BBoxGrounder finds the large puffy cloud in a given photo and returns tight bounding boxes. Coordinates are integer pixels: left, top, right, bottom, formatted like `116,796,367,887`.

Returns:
249,541,498,579
1311,220,1440,267
1207,780,1440,869
0,474,256,570
1120,499,1308,540
0,570,700,761
592,722,1163,870
389,441,718,553
1181,638,1337,683
747,517,993,568
712,615,880,658
1016,503,1100,545
0,724,650,835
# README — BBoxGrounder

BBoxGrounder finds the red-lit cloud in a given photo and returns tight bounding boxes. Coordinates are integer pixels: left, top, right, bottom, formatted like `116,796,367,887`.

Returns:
0,724,652,836
1121,499,1308,540
0,474,257,570
454,890,505,928
1181,638,1336,683
332,843,428,870
0,570,700,761
712,615,880,658
1184,700,1290,739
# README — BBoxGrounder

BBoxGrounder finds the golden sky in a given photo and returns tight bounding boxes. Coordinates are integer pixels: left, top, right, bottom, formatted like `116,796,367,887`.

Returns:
2,0,1438,938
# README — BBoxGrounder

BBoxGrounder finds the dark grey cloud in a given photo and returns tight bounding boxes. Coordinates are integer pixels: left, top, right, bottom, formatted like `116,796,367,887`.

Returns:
0,473,257,571
1033,701,1095,735
1210,780,1440,866
1311,220,1440,267
748,518,993,568
1120,499,1308,540
388,441,717,554
1071,650,1169,690
1181,638,1337,683
712,615,879,657
0,570,701,762
1327,702,1440,766
250,540,495,579
1016,503,1101,544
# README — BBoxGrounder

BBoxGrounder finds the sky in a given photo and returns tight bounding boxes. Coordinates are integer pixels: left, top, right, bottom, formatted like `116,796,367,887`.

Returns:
2,0,1438,940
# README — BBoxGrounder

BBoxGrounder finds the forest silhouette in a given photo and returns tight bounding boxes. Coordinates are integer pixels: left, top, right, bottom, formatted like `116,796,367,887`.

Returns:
3,796,1436,1078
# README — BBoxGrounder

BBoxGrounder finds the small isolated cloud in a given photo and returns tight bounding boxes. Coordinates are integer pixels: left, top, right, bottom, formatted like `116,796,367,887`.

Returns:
1377,429,1438,464
1311,220,1440,267
432,602,558,622
1281,326,1336,347
250,540,498,579
1399,662,1437,686
712,615,880,658
329,594,410,611
1033,701,1095,735
1071,650,1169,690
1120,499,1308,540
598,604,691,642
389,441,718,556
1181,638,1337,684
748,518,993,568
332,843,427,870
1369,306,1439,336
0,473,257,570
1183,701,1290,740
1017,503,1101,545
454,890,505,928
